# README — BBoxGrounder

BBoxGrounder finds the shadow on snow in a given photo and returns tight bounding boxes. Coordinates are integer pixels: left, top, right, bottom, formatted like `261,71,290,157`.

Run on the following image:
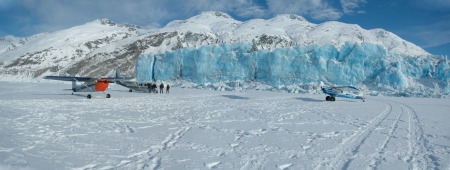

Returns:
221,95,250,100
295,97,324,102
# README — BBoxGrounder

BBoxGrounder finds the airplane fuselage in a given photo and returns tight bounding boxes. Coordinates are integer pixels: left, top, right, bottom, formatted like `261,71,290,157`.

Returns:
116,80,153,93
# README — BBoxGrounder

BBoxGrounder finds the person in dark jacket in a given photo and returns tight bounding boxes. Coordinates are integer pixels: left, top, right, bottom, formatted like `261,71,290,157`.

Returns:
152,83,157,93
166,84,170,94
146,83,151,93
159,83,164,94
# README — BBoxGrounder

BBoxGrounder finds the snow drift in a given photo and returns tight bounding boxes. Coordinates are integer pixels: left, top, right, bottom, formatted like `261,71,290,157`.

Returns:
136,42,449,96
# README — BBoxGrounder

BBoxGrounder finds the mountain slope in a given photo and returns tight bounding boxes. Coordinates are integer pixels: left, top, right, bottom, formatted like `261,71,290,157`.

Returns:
0,19,143,78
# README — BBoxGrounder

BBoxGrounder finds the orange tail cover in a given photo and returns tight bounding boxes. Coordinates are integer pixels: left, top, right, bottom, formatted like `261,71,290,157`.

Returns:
95,79,110,91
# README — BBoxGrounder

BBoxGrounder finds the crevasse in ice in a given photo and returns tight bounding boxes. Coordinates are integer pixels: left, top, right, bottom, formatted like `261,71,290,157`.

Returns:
136,42,449,94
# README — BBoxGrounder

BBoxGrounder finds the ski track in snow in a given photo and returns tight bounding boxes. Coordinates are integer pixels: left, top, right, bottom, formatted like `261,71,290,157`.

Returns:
398,101,435,170
315,99,393,169
0,81,449,169
315,98,442,170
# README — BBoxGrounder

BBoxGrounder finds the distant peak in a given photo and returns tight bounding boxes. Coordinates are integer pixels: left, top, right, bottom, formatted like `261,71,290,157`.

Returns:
272,14,308,22
213,11,232,18
1,35,16,40
206,11,232,18
190,11,234,20
288,14,307,21
93,19,116,26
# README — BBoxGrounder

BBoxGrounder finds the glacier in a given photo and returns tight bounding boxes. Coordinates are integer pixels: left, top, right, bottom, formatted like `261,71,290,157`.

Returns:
136,42,449,96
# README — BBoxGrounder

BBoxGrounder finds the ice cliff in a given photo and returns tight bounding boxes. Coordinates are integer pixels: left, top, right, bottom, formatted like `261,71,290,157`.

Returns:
137,42,449,96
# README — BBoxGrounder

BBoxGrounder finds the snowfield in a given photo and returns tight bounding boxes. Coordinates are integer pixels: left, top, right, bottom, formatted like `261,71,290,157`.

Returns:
0,81,449,169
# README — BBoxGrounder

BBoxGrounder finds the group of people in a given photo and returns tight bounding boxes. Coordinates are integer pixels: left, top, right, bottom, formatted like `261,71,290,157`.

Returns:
144,83,170,94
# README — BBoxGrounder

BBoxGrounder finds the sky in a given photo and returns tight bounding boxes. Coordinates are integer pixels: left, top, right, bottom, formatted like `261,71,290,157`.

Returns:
0,0,449,56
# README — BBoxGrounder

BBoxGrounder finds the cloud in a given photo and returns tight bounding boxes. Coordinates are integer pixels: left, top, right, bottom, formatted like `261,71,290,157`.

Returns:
235,5,266,18
144,22,162,30
179,0,265,18
12,0,185,34
13,0,265,34
397,18,450,50
266,0,342,20
412,20,450,48
20,0,172,28
413,0,450,11
0,0,14,10
0,30,6,37
3,0,372,37
340,0,367,14
310,8,342,20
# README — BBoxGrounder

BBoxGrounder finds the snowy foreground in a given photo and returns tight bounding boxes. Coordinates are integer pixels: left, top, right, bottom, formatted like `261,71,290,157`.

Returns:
0,81,449,170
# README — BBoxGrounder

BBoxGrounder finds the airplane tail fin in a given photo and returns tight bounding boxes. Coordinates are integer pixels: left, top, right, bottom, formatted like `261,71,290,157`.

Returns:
109,68,133,82
116,69,121,78
72,81,78,92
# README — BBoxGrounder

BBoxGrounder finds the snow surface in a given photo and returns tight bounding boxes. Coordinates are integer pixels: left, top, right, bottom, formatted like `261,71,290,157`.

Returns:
0,81,449,169
137,43,449,97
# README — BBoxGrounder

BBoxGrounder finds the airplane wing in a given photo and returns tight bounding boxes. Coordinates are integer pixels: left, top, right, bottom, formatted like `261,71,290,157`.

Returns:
44,69,133,83
44,76,134,83
102,77,134,83
333,86,361,92
44,76,94,82
104,68,135,82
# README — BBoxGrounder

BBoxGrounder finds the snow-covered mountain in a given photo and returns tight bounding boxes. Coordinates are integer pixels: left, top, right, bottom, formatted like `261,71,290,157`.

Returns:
0,11,447,96
162,12,428,57
0,12,429,78
0,19,144,78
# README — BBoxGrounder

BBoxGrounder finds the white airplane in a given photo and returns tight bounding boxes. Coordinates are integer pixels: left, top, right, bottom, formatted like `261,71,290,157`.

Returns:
44,69,133,99
115,80,157,93
321,86,365,102
112,70,159,93
114,76,160,93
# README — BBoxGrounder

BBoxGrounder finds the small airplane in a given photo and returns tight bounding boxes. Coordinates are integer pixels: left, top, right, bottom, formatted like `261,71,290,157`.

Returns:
115,80,157,93
321,86,365,102
112,70,159,93
44,69,133,99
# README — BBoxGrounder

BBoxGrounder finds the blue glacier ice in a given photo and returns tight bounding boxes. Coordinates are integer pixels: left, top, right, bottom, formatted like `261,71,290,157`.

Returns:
136,42,449,95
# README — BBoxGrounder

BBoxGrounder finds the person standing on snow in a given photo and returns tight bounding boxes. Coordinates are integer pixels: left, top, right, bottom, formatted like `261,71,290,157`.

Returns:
146,83,151,93
159,83,164,94
152,83,157,93
166,84,170,94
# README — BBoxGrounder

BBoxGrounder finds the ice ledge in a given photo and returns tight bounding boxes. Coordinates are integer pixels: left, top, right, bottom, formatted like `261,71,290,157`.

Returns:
136,42,449,96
